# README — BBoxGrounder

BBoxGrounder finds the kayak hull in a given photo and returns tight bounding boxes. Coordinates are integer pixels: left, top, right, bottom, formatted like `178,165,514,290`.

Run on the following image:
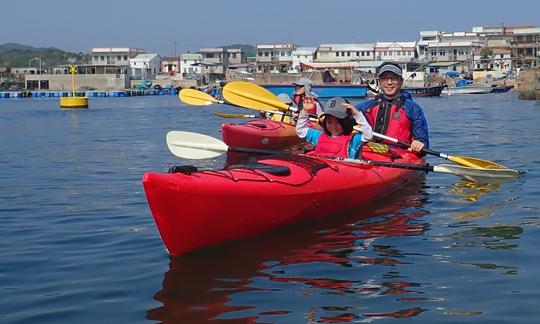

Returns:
221,119,300,150
143,150,424,257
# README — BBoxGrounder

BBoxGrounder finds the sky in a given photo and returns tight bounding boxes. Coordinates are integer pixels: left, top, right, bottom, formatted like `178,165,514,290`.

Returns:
1,0,539,55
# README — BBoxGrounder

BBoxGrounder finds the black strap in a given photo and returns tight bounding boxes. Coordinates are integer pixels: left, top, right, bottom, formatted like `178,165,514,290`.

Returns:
373,101,391,137
373,95,406,140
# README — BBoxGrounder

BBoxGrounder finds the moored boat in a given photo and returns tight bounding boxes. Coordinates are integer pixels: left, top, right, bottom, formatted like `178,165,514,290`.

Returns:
221,118,301,149
142,148,424,256
403,84,447,97
442,85,494,95
490,85,514,93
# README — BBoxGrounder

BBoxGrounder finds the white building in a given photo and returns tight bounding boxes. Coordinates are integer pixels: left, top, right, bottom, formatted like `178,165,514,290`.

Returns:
291,47,316,72
473,48,512,75
91,47,145,66
417,31,441,62
315,43,374,63
256,43,297,73
129,53,161,79
180,53,203,78
374,42,416,62
418,31,486,71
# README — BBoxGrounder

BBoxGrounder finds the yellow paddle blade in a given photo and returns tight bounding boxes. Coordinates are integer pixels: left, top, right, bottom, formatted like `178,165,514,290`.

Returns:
223,81,290,111
447,156,507,169
179,88,219,106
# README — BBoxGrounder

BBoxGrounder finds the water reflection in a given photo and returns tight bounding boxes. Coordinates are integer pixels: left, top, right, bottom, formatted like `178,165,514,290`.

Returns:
147,179,432,323
449,180,503,203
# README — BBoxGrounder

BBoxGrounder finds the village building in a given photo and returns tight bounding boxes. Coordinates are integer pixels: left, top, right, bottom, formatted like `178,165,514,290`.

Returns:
130,54,161,79
161,57,181,77
255,43,297,73
290,47,316,73
374,42,416,62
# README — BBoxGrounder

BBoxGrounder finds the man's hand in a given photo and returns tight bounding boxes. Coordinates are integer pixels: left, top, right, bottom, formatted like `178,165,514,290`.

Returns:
409,140,425,153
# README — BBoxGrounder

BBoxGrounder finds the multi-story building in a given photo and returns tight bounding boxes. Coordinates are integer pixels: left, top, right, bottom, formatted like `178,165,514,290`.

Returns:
255,43,297,73
91,47,145,66
418,31,486,72
199,47,229,74
226,49,246,65
315,43,374,63
291,47,316,72
417,31,441,62
161,57,181,76
473,48,512,73
180,53,203,78
374,42,416,62
129,54,161,79
509,27,540,68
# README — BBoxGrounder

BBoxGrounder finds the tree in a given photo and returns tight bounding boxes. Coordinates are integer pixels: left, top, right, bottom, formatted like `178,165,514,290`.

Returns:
480,47,493,59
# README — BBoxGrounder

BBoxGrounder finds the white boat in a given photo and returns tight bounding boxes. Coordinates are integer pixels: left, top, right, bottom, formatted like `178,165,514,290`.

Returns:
442,85,494,95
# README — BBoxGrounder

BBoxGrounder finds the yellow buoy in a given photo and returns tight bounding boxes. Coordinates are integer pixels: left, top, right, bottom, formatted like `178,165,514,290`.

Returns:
60,65,88,109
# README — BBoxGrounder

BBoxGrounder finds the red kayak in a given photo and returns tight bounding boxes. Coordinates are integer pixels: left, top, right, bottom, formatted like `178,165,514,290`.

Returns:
221,118,301,149
143,148,424,257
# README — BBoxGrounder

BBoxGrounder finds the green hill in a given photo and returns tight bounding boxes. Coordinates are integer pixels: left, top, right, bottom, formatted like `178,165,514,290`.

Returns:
0,43,90,68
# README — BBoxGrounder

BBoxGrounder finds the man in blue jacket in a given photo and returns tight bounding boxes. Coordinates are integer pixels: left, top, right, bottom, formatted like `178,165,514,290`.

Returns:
354,62,429,153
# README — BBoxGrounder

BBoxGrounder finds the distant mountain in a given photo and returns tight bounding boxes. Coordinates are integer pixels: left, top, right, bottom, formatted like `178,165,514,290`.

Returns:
0,43,89,68
0,43,61,53
221,44,256,57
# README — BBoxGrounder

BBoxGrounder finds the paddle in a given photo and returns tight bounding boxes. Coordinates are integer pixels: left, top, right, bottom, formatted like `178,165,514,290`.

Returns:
166,131,519,183
222,81,514,170
213,112,258,119
179,88,286,118
178,88,225,106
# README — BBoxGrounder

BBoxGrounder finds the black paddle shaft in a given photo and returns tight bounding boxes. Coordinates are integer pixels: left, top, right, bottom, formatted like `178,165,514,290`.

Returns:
364,160,434,173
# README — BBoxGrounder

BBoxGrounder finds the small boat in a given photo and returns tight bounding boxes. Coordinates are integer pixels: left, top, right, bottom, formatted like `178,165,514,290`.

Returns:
490,85,514,93
442,85,494,95
142,148,424,256
221,118,301,150
403,85,447,97
262,83,368,99
442,79,494,95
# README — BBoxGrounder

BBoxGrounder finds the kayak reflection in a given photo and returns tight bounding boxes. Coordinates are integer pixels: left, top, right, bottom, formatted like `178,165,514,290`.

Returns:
147,178,431,323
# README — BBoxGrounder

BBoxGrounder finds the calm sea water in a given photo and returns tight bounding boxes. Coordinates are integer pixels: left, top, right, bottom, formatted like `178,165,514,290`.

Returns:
1,93,539,323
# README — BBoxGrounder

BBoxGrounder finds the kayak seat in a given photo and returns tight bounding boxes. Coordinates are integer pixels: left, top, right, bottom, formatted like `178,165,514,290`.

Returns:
249,123,267,129
168,165,199,174
227,162,291,176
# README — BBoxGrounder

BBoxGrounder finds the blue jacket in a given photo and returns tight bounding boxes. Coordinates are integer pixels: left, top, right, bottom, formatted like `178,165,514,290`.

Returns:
355,91,429,148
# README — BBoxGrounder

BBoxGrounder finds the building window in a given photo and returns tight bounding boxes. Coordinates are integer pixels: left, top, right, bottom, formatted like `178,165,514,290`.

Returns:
258,51,262,57
101,56,105,61
265,51,269,57
431,51,437,56
439,50,445,56
347,52,351,56
124,55,128,60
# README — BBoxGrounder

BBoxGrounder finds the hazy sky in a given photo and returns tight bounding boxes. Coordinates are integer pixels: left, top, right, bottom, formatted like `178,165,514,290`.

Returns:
2,0,539,55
